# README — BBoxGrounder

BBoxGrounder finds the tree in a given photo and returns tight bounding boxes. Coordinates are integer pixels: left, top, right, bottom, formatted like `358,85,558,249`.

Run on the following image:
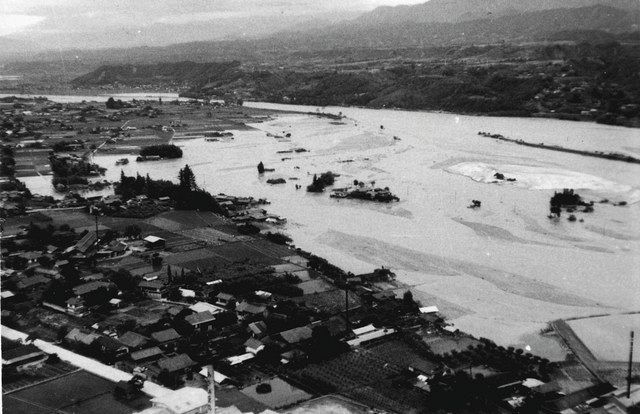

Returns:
178,165,197,191
257,161,265,174
124,224,141,239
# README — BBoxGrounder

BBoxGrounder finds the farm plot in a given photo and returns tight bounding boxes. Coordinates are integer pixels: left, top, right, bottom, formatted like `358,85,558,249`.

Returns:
163,247,230,271
245,239,295,258
13,148,51,177
2,360,79,393
300,290,361,315
365,339,438,374
208,242,283,265
153,210,228,230
3,370,147,414
44,210,96,229
293,349,429,413
177,227,251,245
422,335,482,355
145,229,205,252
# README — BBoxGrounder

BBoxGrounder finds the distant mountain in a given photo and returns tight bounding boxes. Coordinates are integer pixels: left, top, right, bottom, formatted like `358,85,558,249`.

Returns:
71,61,243,87
0,37,43,60
8,3,640,66
358,0,640,24
273,5,640,49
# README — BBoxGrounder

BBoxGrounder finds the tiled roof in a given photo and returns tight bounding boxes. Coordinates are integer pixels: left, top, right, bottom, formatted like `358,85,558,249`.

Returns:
130,346,163,361
150,328,181,343
280,326,313,344
117,331,149,348
157,353,195,373
185,311,216,326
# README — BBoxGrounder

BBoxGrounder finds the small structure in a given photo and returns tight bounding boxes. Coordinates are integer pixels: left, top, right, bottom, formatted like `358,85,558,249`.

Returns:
244,338,265,355
235,301,267,320
118,331,150,350
72,280,113,297
151,328,182,352
157,354,196,376
419,306,439,314
66,297,87,316
131,346,164,364
184,311,217,333
139,280,166,299
215,292,236,308
143,235,166,249
279,326,313,345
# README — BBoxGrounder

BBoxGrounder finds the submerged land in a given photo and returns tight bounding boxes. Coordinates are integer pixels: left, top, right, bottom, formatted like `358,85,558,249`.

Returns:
1,93,639,413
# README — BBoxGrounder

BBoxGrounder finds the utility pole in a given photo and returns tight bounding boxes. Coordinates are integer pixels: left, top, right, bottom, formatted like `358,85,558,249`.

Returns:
628,330,635,399
208,365,216,414
90,205,101,246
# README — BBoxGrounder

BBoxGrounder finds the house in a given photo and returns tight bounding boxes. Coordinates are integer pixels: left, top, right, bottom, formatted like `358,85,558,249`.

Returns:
96,336,129,360
184,311,216,333
150,328,182,351
65,328,100,347
144,387,209,414
279,326,313,345
72,280,113,297
130,346,164,364
215,292,236,308
143,235,166,249
235,301,266,320
66,297,86,316
2,343,48,373
117,331,149,350
157,353,196,375
73,231,98,254
16,275,50,291
139,280,166,299
247,321,268,338
188,301,222,315
244,338,265,355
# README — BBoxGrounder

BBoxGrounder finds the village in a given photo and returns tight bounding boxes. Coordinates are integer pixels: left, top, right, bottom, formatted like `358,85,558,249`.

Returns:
1,95,638,414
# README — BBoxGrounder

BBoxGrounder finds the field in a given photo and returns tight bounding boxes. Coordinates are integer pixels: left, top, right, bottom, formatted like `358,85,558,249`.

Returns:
421,334,482,355
293,349,430,413
365,338,438,374
3,370,150,414
2,360,79,393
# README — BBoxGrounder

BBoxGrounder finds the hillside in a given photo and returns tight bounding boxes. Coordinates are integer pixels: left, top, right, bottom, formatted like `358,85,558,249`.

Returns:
71,41,640,127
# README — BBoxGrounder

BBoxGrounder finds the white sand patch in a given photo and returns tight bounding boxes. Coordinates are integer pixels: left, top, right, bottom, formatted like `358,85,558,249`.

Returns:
446,162,638,197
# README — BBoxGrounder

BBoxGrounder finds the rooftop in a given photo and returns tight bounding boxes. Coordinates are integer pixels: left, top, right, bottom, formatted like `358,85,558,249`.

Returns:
150,328,181,343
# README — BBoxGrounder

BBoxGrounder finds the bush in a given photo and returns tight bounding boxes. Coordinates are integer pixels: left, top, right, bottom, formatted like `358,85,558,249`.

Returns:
265,232,292,245
307,171,336,192
256,383,272,394
140,144,183,159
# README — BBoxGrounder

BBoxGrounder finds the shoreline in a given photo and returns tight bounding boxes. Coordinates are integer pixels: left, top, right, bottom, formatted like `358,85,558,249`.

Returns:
3,88,638,129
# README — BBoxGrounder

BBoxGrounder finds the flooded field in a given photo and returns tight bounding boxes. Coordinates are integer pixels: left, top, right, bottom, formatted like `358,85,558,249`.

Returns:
20,95,640,355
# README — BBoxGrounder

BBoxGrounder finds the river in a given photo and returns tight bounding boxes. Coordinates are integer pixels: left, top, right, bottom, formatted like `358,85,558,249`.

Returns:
15,94,640,356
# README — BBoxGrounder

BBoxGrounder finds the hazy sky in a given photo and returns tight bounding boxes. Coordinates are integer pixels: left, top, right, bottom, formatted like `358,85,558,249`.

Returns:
1,0,426,49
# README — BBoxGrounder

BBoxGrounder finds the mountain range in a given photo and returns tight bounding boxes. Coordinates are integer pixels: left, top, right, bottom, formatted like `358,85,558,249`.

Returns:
2,0,639,64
